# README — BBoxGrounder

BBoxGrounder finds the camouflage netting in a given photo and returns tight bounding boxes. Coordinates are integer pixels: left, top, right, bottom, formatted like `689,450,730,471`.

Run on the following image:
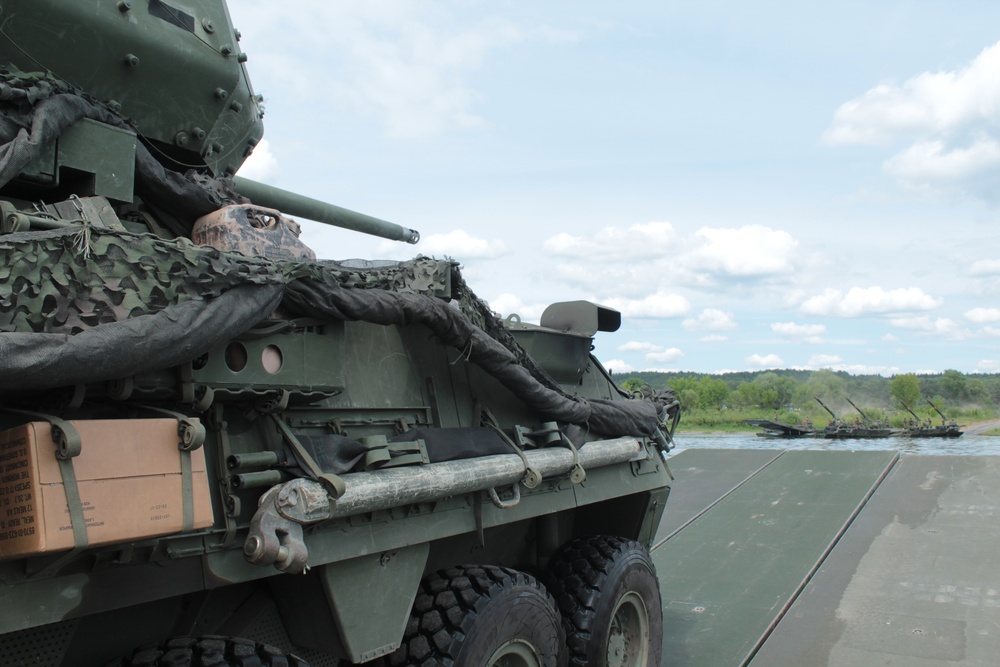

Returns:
0,67,671,438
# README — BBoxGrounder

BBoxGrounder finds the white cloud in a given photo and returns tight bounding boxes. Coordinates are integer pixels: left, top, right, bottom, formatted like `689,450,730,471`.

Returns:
807,354,842,368
235,139,279,181
800,286,943,317
418,229,508,258
825,42,1000,145
969,260,1000,276
882,333,900,342
683,309,737,331
965,307,1000,323
747,353,784,368
375,228,508,260
618,341,661,353
823,41,1000,199
603,292,690,318
603,359,635,374
701,334,728,343
235,3,533,140
646,348,684,363
884,138,1000,185
889,316,960,335
771,322,826,337
978,359,1000,371
688,225,797,276
617,341,684,365
544,221,674,261
488,293,545,321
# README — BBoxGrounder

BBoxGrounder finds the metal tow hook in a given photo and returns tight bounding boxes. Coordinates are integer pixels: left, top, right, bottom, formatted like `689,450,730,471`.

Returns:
244,484,310,574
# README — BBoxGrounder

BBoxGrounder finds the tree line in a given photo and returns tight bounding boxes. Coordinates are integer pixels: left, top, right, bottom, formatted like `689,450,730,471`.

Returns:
613,369,999,427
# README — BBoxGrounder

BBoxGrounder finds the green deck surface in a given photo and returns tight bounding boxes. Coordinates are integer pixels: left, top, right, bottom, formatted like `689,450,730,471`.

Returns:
652,449,898,667
653,449,783,545
749,455,1000,667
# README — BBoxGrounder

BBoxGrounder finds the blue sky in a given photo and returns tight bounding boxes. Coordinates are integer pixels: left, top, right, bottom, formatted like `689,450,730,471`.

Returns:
229,1,1000,376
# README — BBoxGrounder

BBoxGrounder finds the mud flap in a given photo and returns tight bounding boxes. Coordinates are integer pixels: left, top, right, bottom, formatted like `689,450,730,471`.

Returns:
271,542,429,662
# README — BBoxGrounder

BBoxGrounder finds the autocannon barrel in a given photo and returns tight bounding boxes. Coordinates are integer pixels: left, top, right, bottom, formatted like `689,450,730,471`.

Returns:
233,176,420,244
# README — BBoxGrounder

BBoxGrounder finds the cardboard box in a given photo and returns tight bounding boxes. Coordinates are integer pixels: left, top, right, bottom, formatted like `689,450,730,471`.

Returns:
0,418,214,559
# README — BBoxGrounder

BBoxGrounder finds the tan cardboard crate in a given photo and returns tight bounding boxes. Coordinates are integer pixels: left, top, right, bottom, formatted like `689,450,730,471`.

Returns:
0,418,214,559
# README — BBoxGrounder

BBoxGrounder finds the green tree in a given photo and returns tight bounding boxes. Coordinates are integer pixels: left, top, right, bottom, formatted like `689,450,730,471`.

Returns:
753,372,796,410
669,377,700,411
730,381,760,409
696,377,731,410
940,369,968,401
888,373,921,408
619,377,644,393
795,369,846,405
967,378,990,405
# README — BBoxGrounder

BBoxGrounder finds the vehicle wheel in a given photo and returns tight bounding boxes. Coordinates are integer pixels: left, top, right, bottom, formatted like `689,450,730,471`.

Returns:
544,536,662,667
105,636,311,667
380,565,566,667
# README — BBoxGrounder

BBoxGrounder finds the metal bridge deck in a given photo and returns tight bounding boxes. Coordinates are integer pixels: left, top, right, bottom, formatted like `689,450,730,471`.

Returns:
651,449,1000,667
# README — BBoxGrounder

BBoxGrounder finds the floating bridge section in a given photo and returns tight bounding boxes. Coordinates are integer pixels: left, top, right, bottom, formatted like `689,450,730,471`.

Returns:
650,449,1000,666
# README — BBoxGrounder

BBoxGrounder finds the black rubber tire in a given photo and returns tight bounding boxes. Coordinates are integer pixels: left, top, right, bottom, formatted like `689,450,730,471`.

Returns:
105,636,311,667
379,565,566,667
544,536,662,667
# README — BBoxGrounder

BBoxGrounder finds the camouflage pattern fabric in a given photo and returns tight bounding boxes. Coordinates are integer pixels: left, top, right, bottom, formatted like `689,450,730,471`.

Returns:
0,227,282,334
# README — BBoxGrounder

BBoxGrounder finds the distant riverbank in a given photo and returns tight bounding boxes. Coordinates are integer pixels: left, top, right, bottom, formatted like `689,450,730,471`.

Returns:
679,419,1000,437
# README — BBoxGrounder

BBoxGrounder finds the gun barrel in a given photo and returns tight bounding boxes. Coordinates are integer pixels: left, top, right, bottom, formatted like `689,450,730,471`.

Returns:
233,177,420,244
899,400,920,420
814,397,837,420
845,397,868,419
926,400,948,421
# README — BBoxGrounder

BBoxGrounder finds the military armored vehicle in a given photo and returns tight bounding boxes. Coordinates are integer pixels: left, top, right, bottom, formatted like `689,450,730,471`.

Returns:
814,397,890,439
897,400,963,438
0,2,678,666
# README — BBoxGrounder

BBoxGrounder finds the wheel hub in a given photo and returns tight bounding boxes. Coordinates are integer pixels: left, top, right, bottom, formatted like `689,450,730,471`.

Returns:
487,638,543,667
607,591,650,667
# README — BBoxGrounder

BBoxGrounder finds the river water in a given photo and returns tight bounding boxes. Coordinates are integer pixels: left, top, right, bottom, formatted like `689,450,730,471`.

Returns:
671,432,1000,456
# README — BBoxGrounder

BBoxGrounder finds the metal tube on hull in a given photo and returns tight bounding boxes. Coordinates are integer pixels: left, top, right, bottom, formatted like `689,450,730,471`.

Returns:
233,176,420,244
328,436,646,519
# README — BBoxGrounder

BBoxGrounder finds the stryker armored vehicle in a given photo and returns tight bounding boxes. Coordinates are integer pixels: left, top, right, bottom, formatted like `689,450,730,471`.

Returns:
0,2,678,666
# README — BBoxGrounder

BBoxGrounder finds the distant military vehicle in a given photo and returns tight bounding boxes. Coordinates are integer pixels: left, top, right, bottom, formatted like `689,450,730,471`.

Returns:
814,398,891,439
0,2,678,665
897,400,963,439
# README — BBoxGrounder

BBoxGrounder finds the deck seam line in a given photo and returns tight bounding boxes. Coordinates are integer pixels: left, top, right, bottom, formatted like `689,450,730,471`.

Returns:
740,450,902,667
650,449,786,553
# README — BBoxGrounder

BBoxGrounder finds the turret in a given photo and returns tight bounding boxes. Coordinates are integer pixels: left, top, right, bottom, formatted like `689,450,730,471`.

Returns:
0,0,417,245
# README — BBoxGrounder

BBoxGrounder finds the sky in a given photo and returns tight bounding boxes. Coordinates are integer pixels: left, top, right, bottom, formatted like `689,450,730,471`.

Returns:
227,1,1000,377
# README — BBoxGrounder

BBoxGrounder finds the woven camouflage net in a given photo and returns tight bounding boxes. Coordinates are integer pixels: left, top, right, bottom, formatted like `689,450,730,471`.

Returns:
0,227,281,334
